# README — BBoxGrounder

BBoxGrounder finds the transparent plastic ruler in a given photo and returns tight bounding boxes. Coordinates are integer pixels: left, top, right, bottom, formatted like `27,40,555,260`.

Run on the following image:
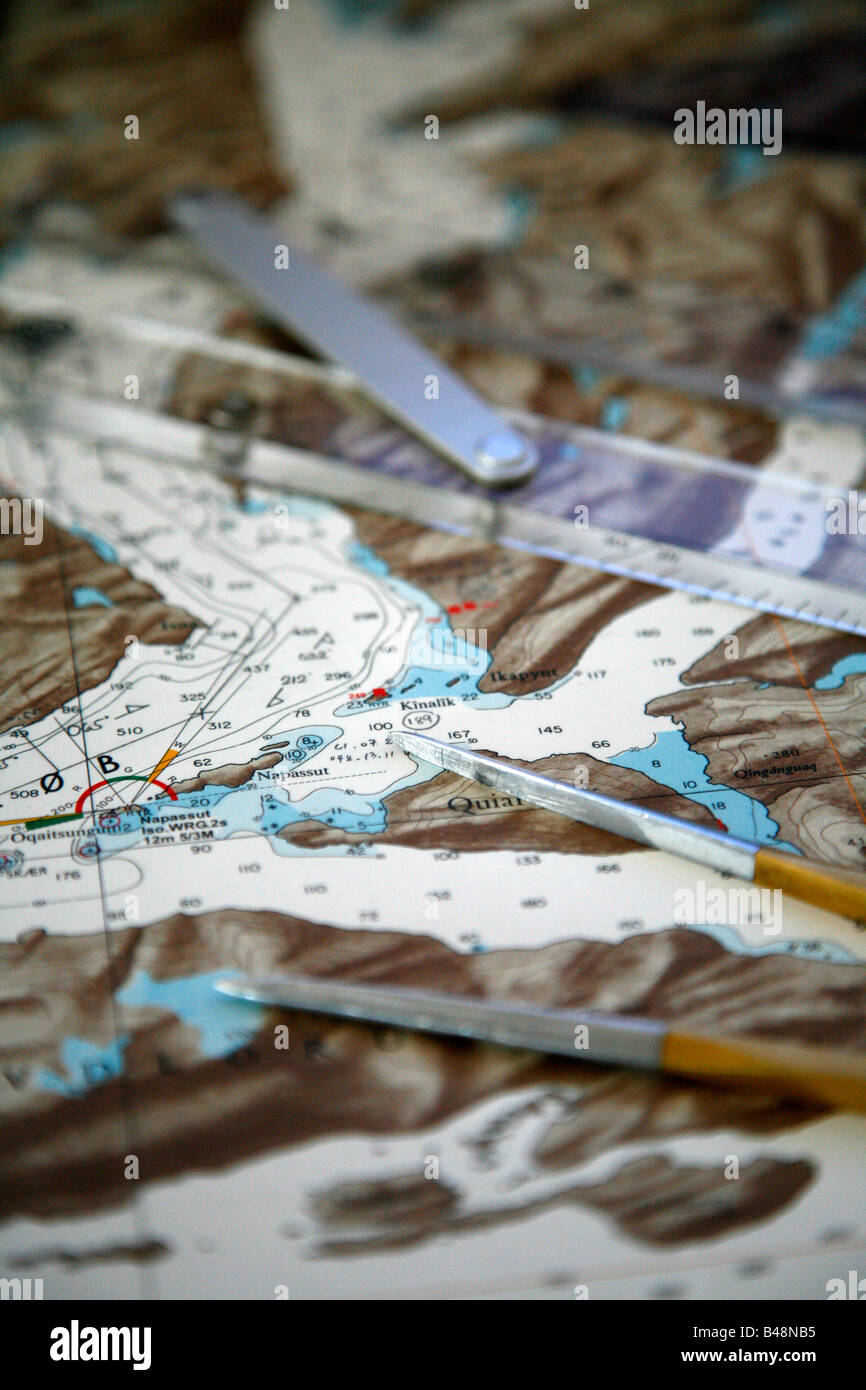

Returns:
1,294,865,637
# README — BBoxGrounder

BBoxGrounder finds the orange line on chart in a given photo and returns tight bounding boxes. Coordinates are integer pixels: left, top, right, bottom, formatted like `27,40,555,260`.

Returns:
765,611,866,824
147,748,181,783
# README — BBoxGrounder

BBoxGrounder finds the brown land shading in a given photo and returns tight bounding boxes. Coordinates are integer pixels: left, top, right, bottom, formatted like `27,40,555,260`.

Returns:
0,515,198,734
3,909,864,1248
348,508,659,697
0,0,287,242
309,1153,812,1255
171,752,282,794
649,674,866,866
280,750,717,854
681,613,866,690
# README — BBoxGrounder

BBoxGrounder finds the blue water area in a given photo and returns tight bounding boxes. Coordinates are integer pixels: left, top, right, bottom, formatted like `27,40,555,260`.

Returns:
35,1035,130,1097
260,744,436,842
259,787,388,836
70,526,118,564
339,544,512,715
244,494,332,522
72,585,113,608
501,186,535,247
0,120,51,151
717,145,768,195
97,776,408,848
347,540,389,576
798,267,866,362
758,2,804,37
611,729,798,849
573,366,602,391
33,973,259,1098
814,653,866,690
0,232,27,277
260,725,341,765
600,397,630,431
89,722,425,850
323,0,405,25
116,970,255,1058
693,924,855,965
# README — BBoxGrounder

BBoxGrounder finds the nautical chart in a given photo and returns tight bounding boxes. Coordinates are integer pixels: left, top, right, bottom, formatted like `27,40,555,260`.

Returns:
1,242,866,1299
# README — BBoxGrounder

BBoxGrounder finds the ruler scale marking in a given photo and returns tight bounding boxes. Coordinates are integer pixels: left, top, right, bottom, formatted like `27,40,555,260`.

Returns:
2,296,865,636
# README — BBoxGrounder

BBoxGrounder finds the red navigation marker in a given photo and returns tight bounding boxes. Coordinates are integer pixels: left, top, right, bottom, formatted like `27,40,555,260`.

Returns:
371,688,388,700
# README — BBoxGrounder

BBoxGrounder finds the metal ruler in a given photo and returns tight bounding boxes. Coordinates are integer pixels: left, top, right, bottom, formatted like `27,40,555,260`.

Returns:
1,291,865,637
